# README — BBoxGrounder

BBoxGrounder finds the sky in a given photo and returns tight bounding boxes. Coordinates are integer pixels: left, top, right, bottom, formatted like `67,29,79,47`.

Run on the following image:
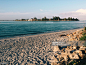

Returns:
0,0,86,20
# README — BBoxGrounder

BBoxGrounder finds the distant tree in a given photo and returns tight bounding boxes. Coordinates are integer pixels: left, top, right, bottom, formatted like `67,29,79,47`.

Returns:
34,17,37,20
42,18,45,21
56,17,60,20
64,18,67,21
71,18,75,21
75,18,79,21
70,17,72,20
68,17,70,20
53,16,55,20
21,19,25,21
68,17,73,21
15,19,19,21
25,18,29,20
44,17,47,20
31,18,33,19
53,16,60,20
15,16,79,21
42,17,49,21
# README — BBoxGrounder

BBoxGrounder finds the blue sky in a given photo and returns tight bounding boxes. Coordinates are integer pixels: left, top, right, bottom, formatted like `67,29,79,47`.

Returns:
0,0,86,20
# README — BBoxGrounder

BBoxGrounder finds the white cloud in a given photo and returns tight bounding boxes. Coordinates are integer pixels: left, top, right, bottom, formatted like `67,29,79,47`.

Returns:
59,9,86,20
0,12,31,15
40,9,43,11
76,9,86,14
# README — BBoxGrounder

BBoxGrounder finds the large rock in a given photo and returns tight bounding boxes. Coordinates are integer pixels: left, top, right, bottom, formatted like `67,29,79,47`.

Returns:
51,62,58,65
79,32,83,34
73,46,77,49
69,38,75,41
73,32,76,35
69,53,79,59
76,35,79,38
53,46,60,52
79,54,85,59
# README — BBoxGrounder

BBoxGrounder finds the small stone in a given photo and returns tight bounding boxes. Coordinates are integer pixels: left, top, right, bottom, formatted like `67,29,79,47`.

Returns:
69,38,74,41
59,34,66,37
76,35,79,38
73,32,76,35
21,53,24,57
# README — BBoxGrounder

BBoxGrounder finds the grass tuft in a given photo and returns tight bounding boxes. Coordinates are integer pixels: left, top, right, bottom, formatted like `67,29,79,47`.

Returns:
80,35,86,40
80,27,86,41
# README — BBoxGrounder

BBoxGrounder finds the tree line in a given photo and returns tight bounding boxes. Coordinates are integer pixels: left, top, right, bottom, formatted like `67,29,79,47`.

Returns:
15,16,79,21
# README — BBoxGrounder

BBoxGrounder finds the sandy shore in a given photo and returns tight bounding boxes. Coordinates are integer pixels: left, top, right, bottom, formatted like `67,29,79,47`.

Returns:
0,28,83,65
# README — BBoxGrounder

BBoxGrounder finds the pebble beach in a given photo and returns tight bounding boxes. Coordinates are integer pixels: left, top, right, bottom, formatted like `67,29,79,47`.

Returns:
0,28,83,65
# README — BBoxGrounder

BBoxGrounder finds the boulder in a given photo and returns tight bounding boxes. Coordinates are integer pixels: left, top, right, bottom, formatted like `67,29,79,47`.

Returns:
79,34,83,38
67,34,69,36
51,62,57,65
70,33,73,37
69,53,79,59
85,50,86,53
73,46,77,49
73,32,76,35
53,46,60,52
69,38,75,41
75,50,82,54
76,35,79,38
67,34,71,38
79,32,83,34
79,54,85,59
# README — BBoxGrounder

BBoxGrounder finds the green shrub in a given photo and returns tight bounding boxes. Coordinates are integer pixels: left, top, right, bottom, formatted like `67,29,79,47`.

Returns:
80,35,86,40
80,27,86,41
68,60,78,65
69,60,75,65
82,33,86,35
84,27,86,30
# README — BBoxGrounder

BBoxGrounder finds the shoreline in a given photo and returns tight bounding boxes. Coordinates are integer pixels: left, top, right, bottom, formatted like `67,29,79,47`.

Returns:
0,28,83,65
0,28,83,41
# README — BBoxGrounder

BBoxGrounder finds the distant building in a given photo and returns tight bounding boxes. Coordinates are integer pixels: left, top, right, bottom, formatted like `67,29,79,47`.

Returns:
28,19,33,21
28,19,37,21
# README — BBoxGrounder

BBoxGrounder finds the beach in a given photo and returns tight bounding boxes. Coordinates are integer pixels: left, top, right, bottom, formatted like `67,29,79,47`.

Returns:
0,28,83,65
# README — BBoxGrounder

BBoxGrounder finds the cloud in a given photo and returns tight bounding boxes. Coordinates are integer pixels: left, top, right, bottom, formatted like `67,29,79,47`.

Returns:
40,9,43,11
0,12,31,15
76,9,86,14
59,9,86,20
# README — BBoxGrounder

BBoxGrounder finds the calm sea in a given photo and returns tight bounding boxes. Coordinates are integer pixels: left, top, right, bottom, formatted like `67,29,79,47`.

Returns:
0,21,85,39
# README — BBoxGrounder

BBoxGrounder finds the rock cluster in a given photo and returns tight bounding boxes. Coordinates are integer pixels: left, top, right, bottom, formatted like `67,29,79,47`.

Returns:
67,29,84,41
51,46,86,65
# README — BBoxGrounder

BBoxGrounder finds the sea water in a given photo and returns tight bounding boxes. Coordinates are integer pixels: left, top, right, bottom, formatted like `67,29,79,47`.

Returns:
0,21,85,39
